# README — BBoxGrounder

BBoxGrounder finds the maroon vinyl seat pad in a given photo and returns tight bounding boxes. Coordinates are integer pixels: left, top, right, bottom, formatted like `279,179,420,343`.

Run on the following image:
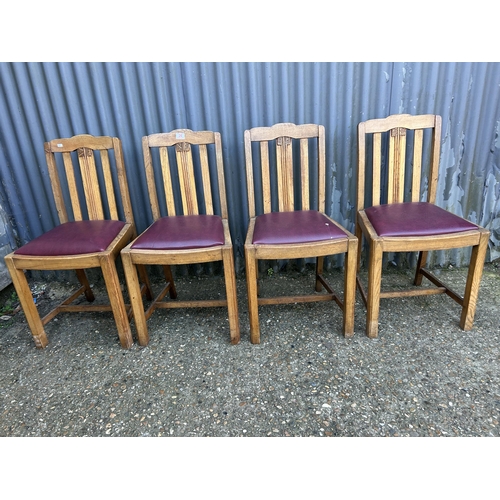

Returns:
365,202,478,237
131,215,225,250
15,220,127,256
252,210,347,245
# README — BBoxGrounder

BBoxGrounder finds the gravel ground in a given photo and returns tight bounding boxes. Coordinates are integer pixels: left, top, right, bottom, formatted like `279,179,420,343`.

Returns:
1,262,499,439
2,262,499,496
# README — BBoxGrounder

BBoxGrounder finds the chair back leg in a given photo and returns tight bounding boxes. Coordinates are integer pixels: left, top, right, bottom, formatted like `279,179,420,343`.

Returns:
75,269,95,302
413,251,428,286
315,256,324,292
162,265,177,299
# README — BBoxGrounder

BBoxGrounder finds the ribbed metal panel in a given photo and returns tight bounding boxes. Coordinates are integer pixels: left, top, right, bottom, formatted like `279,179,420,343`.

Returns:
0,62,499,284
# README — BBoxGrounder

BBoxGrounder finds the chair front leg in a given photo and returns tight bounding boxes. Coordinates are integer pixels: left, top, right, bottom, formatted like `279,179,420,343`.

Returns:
460,230,489,330
245,246,260,344
99,254,133,349
366,239,383,338
121,251,149,346
222,248,240,345
5,255,49,348
343,238,358,337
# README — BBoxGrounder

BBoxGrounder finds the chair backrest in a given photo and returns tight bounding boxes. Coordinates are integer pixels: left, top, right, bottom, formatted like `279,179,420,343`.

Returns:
142,129,228,221
44,134,134,224
357,114,442,211
244,123,326,218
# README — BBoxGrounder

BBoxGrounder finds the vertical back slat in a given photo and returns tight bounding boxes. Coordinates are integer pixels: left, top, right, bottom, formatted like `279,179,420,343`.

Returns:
143,138,161,220
372,132,381,206
62,151,83,220
357,123,367,213
388,127,406,204
199,144,213,215
395,128,407,203
276,136,294,212
317,126,325,212
387,132,396,203
428,116,442,204
45,145,68,224
112,137,134,225
100,150,118,220
300,138,309,210
244,130,256,218
214,133,228,219
78,147,104,220
176,143,198,215
411,129,424,202
159,146,176,216
260,141,271,214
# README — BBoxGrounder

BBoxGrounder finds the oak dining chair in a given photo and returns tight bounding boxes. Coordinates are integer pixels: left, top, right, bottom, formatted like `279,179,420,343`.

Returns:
244,123,358,344
4,134,152,349
355,114,490,338
120,129,240,346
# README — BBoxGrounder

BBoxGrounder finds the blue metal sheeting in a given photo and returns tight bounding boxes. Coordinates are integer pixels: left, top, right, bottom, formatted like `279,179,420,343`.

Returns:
0,62,499,280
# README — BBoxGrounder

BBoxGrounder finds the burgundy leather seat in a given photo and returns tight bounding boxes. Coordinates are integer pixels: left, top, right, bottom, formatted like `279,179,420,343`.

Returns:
365,202,478,237
131,214,224,250
252,210,348,245
14,220,126,256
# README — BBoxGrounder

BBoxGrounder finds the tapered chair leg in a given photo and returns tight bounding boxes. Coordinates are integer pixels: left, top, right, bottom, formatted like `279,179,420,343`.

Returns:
99,254,133,349
460,230,489,330
162,265,177,299
343,238,358,337
366,239,383,338
355,223,364,272
76,269,95,302
222,247,240,345
413,251,428,286
136,264,154,301
315,256,324,292
121,250,149,346
5,256,49,349
245,247,260,344
255,257,260,297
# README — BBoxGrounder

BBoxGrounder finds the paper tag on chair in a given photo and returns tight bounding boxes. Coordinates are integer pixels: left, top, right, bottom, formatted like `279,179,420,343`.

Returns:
176,133,185,139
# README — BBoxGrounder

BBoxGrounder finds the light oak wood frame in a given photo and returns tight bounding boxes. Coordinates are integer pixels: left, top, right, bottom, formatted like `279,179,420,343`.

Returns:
4,134,153,349
120,129,240,346
244,123,358,344
356,114,490,338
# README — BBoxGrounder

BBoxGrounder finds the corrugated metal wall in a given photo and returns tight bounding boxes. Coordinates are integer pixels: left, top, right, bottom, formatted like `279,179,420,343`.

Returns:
0,62,499,283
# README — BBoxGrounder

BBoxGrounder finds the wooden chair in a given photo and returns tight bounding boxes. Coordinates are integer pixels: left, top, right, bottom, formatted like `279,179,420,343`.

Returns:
4,134,153,349
120,129,240,346
244,123,358,344
356,114,490,338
